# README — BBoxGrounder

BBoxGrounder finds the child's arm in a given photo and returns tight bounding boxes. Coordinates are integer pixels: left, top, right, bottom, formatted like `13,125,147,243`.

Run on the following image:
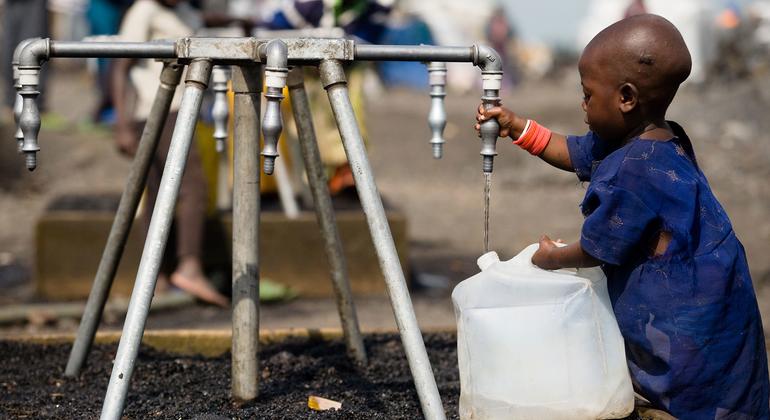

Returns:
475,105,573,172
531,235,601,270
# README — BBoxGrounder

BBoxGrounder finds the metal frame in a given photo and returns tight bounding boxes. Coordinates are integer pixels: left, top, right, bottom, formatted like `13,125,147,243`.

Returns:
13,37,503,420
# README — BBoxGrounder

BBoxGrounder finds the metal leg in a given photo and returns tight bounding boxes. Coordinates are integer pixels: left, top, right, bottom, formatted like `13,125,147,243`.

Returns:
65,61,183,378
287,67,367,365
230,63,262,402
99,59,213,420
318,60,445,420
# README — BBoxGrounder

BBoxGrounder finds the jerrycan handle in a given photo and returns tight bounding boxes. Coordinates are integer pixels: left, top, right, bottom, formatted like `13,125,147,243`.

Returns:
477,251,500,271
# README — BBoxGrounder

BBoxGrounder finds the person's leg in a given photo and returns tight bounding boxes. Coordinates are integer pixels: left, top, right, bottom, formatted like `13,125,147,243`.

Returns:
141,112,227,307
169,127,228,307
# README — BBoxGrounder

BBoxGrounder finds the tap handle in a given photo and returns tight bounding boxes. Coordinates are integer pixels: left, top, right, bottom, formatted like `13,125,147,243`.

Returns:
479,98,500,173
427,62,447,159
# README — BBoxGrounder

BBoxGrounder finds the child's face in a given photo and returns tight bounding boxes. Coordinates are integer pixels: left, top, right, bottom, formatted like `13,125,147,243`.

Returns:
578,57,626,142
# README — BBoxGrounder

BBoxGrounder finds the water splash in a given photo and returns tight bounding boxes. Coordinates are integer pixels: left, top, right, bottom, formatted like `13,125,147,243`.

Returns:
483,172,492,253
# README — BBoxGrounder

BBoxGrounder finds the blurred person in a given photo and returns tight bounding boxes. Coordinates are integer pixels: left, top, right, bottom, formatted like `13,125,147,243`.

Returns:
485,5,519,87
2,0,50,115
260,0,392,195
87,0,134,123
624,0,646,18
112,0,228,307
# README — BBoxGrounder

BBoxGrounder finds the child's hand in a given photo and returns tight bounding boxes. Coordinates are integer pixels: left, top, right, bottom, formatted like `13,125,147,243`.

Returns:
532,235,565,270
474,104,526,139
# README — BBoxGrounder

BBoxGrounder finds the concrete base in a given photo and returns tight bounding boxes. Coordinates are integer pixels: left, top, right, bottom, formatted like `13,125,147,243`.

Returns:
35,209,409,300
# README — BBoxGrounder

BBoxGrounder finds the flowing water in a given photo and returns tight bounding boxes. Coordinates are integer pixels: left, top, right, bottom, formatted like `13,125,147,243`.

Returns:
483,172,492,253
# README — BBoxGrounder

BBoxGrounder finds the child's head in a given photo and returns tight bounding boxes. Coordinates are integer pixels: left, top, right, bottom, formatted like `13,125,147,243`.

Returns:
578,14,691,142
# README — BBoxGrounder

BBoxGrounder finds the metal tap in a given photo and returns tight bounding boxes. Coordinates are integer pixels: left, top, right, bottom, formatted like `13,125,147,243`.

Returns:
12,39,37,154
426,62,447,159
474,45,503,173
211,66,230,153
17,38,48,171
260,39,288,175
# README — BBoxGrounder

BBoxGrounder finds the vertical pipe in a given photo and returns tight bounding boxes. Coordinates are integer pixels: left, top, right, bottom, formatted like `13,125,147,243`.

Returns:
99,59,212,420
273,157,300,219
230,63,262,402
211,66,232,212
65,62,183,378
287,67,367,365
319,60,445,420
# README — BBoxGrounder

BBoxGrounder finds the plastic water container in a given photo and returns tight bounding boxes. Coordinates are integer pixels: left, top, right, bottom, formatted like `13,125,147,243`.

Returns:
452,244,634,420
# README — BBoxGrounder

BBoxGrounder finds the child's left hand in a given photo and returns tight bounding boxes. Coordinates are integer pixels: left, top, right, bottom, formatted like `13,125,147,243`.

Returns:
532,235,565,270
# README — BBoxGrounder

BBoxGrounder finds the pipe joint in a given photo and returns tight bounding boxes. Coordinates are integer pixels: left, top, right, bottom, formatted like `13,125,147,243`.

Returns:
261,40,289,175
184,59,213,88
319,60,347,89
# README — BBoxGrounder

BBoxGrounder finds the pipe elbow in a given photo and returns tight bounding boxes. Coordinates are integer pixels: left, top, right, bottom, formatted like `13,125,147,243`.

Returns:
473,44,503,74
263,39,288,70
12,38,37,68
19,38,50,68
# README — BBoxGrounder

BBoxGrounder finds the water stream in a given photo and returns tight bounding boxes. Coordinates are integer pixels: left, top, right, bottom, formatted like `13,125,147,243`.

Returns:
483,172,492,253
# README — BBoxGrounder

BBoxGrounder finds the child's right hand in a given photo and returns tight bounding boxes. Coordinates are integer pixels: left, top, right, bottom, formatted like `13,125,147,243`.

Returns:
475,103,527,139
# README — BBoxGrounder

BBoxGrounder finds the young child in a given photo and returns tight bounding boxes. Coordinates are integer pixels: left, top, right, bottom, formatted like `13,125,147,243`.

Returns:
476,14,769,418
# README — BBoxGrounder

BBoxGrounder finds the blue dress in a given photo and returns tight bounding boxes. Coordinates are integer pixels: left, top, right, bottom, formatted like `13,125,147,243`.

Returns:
566,122,769,419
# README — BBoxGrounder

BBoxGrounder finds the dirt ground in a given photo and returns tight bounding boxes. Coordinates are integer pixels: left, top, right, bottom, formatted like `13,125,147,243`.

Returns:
2,64,770,336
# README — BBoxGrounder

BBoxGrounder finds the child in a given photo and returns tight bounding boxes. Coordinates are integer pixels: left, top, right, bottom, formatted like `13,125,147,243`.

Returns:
476,14,769,418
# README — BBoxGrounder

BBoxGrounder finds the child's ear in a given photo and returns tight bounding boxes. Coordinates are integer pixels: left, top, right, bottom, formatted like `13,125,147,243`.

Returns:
618,83,638,113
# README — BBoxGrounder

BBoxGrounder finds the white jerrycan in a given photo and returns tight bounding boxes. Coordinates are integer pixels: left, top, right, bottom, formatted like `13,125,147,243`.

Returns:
452,244,634,420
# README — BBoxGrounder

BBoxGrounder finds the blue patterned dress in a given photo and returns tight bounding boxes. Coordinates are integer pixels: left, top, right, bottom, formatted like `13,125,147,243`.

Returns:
566,122,769,419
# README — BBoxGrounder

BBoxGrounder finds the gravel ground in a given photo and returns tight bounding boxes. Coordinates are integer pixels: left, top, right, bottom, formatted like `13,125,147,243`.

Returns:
0,334,460,419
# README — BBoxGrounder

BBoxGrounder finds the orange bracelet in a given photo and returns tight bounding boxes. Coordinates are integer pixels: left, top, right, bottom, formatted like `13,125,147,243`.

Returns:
513,119,552,156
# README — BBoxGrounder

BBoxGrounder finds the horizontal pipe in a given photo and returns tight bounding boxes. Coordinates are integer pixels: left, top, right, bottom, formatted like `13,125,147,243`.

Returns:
355,44,474,63
50,41,176,59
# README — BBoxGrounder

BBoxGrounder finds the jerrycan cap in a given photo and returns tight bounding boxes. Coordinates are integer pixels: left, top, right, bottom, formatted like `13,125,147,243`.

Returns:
477,251,500,271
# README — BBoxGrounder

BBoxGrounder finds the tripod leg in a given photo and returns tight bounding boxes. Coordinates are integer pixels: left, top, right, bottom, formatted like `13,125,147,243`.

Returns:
65,61,184,378
318,60,445,420
287,67,367,365
99,59,213,420
230,63,262,402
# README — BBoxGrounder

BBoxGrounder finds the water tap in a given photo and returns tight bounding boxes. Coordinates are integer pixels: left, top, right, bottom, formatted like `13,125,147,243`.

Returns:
211,66,230,153
474,45,503,174
426,62,447,159
12,39,36,155
261,39,288,175
17,38,48,171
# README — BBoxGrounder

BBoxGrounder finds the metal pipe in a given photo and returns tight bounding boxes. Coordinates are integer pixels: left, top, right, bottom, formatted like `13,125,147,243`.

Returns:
65,62,184,378
230,63,262,403
273,157,300,219
355,44,474,63
319,59,445,420
99,59,212,420
287,67,367,365
211,66,230,153
260,39,288,175
426,62,447,159
49,40,176,58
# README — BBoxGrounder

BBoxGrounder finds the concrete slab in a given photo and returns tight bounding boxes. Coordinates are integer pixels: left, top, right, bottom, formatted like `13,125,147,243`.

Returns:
36,209,409,300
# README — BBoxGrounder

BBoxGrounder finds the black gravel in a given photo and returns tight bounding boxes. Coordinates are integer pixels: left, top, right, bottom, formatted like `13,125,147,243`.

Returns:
0,333,460,419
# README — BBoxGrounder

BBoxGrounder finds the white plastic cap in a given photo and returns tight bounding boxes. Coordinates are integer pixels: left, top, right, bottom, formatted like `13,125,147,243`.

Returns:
477,251,500,271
